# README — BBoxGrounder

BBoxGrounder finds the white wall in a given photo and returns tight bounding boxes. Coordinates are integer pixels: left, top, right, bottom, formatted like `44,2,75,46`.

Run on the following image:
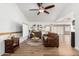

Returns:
0,3,29,32
0,3,28,55
75,16,79,50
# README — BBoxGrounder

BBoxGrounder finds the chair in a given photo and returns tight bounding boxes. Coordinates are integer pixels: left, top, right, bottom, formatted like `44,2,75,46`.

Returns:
43,32,59,47
5,37,19,53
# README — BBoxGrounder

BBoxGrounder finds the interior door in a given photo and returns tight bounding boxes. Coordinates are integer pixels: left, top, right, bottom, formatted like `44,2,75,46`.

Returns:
22,24,29,39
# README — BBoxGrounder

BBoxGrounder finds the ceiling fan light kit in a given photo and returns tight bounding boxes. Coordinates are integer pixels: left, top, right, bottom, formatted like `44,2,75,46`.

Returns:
39,9,44,12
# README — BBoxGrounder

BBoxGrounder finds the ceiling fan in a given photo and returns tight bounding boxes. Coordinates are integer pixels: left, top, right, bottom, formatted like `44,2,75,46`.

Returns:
29,3,55,15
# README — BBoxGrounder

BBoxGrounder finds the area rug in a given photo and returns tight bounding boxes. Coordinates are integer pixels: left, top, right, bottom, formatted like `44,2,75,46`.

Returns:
26,39,42,46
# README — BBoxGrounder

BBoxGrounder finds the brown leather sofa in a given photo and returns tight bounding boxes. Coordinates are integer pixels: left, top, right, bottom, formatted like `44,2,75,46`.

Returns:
43,32,59,47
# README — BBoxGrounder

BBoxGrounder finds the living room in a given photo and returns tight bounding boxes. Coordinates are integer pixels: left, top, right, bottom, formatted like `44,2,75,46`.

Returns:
0,3,78,56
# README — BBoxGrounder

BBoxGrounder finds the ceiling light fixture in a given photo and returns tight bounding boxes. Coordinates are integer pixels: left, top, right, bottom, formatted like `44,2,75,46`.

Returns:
39,9,44,13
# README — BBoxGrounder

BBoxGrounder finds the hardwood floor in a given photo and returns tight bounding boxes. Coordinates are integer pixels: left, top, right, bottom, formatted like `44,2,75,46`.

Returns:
5,40,79,56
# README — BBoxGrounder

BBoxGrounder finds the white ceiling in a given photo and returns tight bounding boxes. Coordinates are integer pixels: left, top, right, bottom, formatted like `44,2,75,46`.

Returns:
16,3,72,23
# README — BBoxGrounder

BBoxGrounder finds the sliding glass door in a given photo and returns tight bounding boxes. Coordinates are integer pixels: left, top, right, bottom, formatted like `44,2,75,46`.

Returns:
51,24,71,47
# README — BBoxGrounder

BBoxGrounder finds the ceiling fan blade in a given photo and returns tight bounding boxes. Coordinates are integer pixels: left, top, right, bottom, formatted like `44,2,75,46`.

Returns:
45,5,55,9
29,9,39,11
37,12,40,15
44,11,50,14
37,3,42,7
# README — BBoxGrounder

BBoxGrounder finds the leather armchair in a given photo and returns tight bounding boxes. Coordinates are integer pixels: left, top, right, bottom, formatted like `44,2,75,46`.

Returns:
43,32,59,47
